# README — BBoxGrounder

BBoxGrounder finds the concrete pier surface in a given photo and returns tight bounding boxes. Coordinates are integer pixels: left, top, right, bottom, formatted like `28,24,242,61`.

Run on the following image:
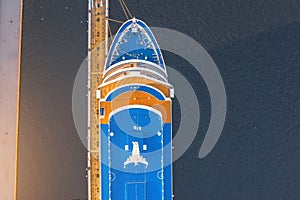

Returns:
0,0,23,199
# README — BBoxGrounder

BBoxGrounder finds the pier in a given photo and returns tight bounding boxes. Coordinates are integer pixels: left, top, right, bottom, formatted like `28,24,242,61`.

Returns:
88,0,109,199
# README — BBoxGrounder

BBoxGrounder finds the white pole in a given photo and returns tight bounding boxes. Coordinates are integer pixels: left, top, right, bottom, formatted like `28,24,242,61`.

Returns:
87,1,92,200
105,0,110,57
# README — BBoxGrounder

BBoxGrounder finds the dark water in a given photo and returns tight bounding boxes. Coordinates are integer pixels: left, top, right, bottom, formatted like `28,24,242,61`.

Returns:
18,0,300,199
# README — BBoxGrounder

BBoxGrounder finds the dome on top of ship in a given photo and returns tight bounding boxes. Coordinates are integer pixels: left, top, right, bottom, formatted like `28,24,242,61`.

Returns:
103,18,166,76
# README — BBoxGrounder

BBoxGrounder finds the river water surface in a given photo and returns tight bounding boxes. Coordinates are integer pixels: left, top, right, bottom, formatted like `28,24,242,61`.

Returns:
18,0,300,199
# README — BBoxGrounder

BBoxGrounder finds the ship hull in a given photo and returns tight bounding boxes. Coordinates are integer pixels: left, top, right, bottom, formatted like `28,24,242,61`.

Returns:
98,18,173,200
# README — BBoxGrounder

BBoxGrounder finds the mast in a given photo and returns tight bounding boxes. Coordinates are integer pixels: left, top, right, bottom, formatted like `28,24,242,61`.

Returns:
105,0,109,56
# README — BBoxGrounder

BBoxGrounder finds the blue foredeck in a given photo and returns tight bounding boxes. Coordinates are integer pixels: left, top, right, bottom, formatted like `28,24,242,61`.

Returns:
104,19,165,73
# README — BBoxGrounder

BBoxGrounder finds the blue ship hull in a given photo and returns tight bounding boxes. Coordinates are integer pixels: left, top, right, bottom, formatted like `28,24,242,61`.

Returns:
99,18,174,200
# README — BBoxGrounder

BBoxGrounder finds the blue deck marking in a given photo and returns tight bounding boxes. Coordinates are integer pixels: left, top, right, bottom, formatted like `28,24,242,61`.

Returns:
105,19,165,72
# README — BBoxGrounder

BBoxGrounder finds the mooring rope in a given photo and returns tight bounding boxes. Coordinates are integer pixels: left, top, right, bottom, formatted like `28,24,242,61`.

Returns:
119,0,129,19
121,0,133,19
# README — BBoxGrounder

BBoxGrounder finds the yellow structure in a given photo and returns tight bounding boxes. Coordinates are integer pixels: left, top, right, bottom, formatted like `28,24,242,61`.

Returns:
88,0,109,199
